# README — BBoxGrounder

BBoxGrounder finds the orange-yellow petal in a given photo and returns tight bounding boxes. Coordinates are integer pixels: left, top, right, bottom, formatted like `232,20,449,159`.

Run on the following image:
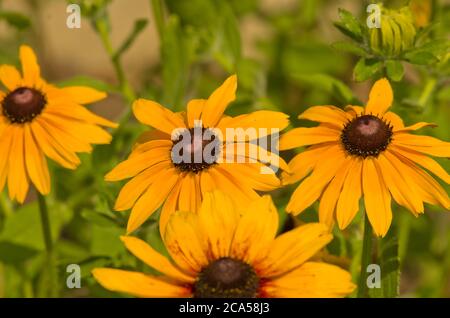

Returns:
19,45,41,86
365,78,393,115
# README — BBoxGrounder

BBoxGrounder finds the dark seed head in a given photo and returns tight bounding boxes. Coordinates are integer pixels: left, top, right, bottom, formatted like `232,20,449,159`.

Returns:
341,114,393,158
171,127,221,173
2,87,46,124
194,257,259,298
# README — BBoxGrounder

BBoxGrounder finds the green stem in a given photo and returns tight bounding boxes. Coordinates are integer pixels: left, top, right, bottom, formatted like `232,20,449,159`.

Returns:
94,18,136,127
37,192,58,297
418,77,437,108
151,0,165,41
357,213,373,298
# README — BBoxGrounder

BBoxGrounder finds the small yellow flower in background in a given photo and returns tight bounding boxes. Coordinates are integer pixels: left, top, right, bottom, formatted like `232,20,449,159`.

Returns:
106,75,289,234
93,191,355,298
0,45,117,203
280,78,450,237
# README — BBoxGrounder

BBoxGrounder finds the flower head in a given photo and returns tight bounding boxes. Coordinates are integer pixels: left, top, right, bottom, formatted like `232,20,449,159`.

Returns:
0,45,117,203
93,191,355,298
281,78,450,237
106,75,289,234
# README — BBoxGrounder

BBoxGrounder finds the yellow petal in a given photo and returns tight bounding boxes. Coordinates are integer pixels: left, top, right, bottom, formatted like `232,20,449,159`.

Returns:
7,126,29,203
0,65,22,91
114,161,171,211
318,157,354,228
365,78,393,115
187,99,205,128
127,168,180,233
164,210,209,274
0,127,14,191
46,102,117,128
395,122,437,132
211,166,260,203
201,75,237,127
390,145,450,184
120,236,194,283
159,180,183,235
345,105,364,116
286,145,346,215
231,195,278,264
393,134,450,157
383,111,404,130
177,172,200,213
259,223,332,277
133,99,186,135
362,158,392,237
92,268,191,298
298,105,349,128
198,191,240,259
19,45,41,86
377,152,424,215
30,120,80,170
279,126,340,151
105,145,171,181
262,262,355,298
218,110,289,136
61,86,107,105
24,125,50,195
282,145,329,185
218,163,280,191
336,159,363,229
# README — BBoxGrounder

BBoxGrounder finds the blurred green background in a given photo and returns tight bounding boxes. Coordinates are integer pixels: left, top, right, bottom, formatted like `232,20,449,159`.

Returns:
0,0,448,298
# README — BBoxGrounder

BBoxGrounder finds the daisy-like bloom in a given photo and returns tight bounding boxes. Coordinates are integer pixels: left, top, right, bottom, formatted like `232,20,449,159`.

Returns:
280,78,450,237
105,75,289,234
0,45,117,203
93,191,355,298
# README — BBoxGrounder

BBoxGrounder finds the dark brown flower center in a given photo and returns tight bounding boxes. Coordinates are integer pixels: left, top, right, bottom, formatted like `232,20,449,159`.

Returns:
194,257,259,298
341,114,393,158
171,127,221,173
2,87,46,124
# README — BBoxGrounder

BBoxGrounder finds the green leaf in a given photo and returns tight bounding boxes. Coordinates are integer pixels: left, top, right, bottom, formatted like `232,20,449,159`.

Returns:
81,209,118,228
0,11,31,30
369,233,400,298
332,41,369,57
114,19,148,60
353,58,383,82
385,60,404,82
214,2,241,71
333,9,363,42
404,51,439,65
0,242,38,264
291,73,358,105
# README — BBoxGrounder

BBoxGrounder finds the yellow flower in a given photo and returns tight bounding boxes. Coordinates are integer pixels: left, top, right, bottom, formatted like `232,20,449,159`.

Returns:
0,45,117,203
106,75,289,234
93,191,355,298
280,78,450,237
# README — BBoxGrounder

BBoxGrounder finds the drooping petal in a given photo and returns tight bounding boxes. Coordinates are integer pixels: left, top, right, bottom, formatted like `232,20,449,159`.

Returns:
7,126,29,203
392,133,450,157
286,145,347,215
336,159,363,229
395,122,437,132
127,168,180,233
24,124,50,195
318,157,354,227
362,158,392,237
365,78,393,115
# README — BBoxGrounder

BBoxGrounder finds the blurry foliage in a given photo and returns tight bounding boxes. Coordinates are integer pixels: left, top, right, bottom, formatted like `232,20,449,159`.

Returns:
0,0,448,298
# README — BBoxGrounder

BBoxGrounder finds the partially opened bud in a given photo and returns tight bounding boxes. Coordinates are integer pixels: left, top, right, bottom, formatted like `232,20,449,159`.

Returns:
369,5,416,57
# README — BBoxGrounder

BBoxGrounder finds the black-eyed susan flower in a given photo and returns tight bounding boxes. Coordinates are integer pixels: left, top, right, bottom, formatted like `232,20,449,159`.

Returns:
0,45,117,203
93,191,355,298
105,75,289,234
280,78,450,237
